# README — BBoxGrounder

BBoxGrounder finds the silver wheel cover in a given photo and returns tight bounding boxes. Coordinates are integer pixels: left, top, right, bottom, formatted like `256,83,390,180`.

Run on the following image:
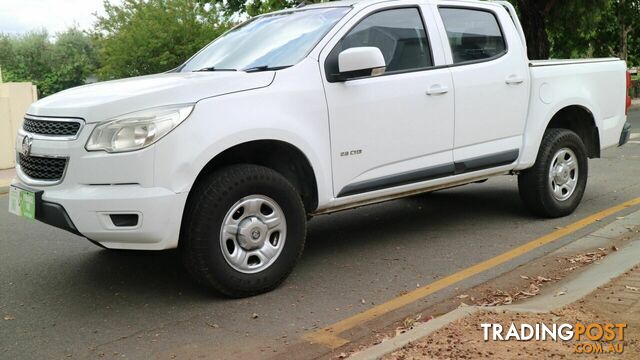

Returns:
548,148,579,202
220,195,287,274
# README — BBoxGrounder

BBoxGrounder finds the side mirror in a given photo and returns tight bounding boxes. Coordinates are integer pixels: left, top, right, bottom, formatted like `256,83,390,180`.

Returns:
337,47,386,80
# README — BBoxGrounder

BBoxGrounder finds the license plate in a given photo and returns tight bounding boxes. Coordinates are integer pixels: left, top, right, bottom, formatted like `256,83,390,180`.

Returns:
8,186,36,220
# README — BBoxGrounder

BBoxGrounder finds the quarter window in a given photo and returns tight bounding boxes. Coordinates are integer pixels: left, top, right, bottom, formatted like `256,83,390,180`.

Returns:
330,8,433,75
439,8,506,64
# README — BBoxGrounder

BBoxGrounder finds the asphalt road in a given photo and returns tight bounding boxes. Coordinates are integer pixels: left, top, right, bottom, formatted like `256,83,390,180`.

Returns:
1,111,639,359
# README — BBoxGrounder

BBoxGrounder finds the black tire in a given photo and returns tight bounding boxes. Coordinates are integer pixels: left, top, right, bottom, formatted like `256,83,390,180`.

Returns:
518,128,588,218
180,164,306,297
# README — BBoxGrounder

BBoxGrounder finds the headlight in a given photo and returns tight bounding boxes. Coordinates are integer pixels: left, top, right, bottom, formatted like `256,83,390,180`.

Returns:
85,104,194,152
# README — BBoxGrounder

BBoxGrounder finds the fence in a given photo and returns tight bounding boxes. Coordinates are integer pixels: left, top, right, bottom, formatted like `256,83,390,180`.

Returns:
0,82,38,169
631,79,640,99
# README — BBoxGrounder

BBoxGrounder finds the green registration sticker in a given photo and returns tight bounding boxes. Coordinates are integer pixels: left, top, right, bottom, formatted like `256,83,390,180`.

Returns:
8,186,36,219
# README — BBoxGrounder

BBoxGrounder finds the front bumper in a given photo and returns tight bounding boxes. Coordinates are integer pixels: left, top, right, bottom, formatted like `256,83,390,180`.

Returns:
13,119,191,250
13,180,188,250
36,195,82,237
619,121,631,146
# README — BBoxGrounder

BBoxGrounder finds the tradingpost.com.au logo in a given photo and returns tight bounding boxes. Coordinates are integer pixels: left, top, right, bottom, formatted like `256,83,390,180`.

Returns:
481,322,627,354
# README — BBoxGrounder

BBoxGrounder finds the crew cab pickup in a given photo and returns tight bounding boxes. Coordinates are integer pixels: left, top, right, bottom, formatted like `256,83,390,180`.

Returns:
10,0,633,297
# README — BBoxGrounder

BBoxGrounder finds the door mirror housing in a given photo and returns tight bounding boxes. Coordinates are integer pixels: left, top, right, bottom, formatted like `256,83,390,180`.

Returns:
337,47,386,80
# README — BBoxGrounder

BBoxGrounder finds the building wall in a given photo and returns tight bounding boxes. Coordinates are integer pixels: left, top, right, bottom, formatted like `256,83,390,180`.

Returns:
0,83,38,169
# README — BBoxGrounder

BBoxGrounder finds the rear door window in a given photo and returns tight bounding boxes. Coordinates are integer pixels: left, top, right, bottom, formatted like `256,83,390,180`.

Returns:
439,8,506,64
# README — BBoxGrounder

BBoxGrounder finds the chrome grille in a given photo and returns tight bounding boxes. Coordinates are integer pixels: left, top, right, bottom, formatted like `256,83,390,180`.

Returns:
18,154,67,181
23,116,82,137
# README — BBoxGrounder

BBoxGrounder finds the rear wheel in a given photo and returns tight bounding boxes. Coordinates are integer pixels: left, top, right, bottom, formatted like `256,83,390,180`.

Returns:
181,164,306,297
518,128,588,218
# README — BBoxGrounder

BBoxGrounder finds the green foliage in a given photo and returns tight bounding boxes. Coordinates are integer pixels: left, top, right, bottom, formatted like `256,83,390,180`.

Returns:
0,28,97,96
204,0,296,17
93,0,230,79
546,1,609,58
553,0,640,66
509,0,640,66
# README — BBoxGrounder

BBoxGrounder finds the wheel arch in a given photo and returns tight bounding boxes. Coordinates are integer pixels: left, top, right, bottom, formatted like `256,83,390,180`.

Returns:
545,105,600,158
188,139,319,214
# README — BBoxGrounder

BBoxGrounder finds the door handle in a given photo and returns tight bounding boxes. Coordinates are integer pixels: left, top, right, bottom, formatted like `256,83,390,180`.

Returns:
426,85,449,96
505,75,525,85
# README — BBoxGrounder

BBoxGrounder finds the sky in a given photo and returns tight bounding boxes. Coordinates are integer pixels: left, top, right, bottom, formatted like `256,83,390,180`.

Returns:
0,0,121,35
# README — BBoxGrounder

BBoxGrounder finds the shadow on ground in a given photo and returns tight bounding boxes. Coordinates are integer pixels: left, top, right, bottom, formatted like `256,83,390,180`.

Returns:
36,185,527,303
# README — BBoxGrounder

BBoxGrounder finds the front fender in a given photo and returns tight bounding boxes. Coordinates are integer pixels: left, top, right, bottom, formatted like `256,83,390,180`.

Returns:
152,72,333,207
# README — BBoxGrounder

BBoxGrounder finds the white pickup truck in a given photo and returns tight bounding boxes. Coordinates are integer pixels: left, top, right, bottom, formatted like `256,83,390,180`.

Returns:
10,0,633,297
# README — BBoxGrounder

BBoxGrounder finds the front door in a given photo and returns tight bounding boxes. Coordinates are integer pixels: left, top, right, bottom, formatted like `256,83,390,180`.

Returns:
322,6,455,197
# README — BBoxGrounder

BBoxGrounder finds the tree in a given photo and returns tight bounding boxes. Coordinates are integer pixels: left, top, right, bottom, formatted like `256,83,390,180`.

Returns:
546,0,640,66
510,0,611,60
93,0,230,80
204,0,296,17
512,0,555,60
46,28,98,94
613,0,640,63
0,29,97,96
547,2,610,59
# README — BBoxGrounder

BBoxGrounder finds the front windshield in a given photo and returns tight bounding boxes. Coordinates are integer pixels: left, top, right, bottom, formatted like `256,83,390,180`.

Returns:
181,7,350,72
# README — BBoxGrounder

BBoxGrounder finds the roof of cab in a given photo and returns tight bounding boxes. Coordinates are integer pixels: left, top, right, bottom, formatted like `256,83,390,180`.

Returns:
291,0,499,10
268,0,501,14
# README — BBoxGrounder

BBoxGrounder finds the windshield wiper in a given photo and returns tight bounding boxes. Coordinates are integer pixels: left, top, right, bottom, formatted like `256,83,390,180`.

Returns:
193,66,237,72
243,65,291,73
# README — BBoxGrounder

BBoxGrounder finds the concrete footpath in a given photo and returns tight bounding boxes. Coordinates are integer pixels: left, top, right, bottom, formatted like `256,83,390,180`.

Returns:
0,167,15,194
350,210,640,359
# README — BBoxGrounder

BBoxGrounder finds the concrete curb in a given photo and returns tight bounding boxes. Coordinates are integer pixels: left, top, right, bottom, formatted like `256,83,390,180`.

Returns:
348,307,480,360
349,210,640,360
503,238,640,313
0,179,11,195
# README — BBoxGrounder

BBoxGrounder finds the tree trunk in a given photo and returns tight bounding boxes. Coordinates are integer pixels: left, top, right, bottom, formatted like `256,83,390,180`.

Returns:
517,0,552,60
618,0,629,62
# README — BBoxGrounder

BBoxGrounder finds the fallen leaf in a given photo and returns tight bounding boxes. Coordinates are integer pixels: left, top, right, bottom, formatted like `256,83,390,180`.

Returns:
611,245,618,251
529,283,541,294
360,298,366,304
520,275,530,280
555,291,566,297
625,285,639,292
251,313,259,319
400,313,423,330
457,294,469,299
566,251,606,265
3,315,15,321
536,276,552,283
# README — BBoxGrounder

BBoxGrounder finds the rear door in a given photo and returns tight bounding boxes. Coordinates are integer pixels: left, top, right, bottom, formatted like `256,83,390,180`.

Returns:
435,4,529,171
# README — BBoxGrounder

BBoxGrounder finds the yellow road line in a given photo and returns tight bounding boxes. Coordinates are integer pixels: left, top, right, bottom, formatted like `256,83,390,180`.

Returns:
303,197,640,348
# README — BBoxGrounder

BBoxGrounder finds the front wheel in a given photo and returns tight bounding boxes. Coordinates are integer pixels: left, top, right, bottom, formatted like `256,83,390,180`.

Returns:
518,128,588,218
181,164,306,297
